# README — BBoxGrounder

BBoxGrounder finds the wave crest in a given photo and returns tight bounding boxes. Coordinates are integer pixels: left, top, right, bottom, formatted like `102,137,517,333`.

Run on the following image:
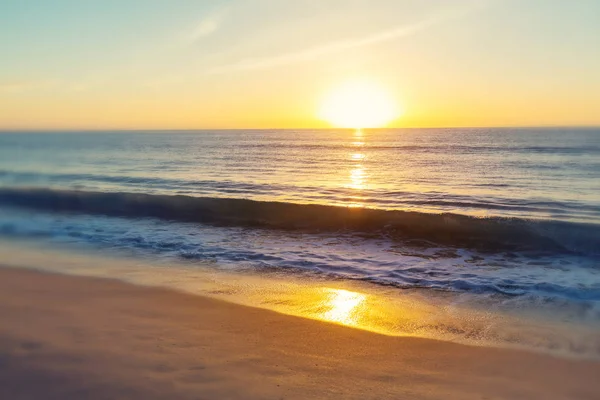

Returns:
0,187,598,255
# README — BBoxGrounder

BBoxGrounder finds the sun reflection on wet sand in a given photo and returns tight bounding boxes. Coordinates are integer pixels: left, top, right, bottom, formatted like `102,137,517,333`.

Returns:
321,288,367,326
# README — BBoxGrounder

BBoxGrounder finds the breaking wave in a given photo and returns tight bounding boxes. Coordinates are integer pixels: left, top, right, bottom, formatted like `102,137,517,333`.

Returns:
1,187,598,256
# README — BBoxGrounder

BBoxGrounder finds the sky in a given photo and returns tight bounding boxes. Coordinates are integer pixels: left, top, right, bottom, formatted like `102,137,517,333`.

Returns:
1,0,599,129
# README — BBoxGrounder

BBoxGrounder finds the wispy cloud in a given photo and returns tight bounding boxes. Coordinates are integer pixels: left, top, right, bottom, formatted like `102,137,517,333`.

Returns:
185,7,229,44
209,7,475,74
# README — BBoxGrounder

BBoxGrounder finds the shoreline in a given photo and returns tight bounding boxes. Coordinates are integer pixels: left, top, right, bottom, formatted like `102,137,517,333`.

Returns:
1,266,599,399
1,240,599,360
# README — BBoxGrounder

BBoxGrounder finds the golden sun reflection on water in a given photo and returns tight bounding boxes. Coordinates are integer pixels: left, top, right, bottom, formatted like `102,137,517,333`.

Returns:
321,288,367,326
347,164,366,207
349,166,366,188
347,129,368,201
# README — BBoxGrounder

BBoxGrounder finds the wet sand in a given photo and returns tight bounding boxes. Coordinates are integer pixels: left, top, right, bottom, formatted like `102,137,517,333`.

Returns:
0,266,598,400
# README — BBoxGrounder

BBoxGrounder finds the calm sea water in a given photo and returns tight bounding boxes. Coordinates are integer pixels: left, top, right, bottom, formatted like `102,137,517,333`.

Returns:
1,128,599,223
1,128,599,354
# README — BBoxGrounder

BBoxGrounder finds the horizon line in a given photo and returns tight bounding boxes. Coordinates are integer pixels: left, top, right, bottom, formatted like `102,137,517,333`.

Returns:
1,124,600,133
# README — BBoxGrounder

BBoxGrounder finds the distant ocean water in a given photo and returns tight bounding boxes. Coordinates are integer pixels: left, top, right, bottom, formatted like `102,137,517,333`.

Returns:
1,128,599,355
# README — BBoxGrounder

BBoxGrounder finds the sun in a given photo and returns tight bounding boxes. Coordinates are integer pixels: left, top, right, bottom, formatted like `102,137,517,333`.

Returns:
319,80,400,128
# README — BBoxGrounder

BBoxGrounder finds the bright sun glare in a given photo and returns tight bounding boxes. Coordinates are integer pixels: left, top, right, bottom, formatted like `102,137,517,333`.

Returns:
319,80,399,128
322,288,366,326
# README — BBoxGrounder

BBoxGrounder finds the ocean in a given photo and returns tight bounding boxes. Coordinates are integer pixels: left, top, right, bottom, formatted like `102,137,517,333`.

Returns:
1,128,599,356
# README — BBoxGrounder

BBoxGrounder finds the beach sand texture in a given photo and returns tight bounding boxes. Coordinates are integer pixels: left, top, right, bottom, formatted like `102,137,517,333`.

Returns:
1,267,598,400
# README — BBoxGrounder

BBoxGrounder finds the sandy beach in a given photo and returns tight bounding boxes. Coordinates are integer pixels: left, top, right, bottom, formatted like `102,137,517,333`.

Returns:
1,266,598,400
